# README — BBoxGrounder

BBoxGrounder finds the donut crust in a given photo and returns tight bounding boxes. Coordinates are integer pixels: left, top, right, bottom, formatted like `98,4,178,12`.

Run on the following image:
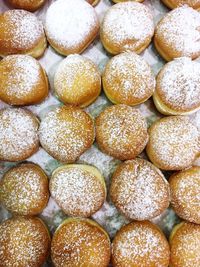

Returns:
51,218,111,267
110,158,170,220
50,164,106,217
0,55,49,106
86,0,100,6
170,222,200,267
169,166,200,224
112,221,170,267
0,217,51,267
96,104,149,160
7,0,46,11
0,163,49,216
161,0,200,10
0,10,47,58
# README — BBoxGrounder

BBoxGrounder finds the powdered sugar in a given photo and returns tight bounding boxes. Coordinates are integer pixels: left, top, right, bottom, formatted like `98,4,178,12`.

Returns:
0,108,39,161
155,6,200,57
50,166,105,217
1,9,44,51
45,0,99,53
101,2,154,53
103,52,155,105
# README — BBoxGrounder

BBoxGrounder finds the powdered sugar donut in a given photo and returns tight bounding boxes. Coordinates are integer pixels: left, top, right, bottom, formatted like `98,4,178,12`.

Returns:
146,116,200,170
110,158,170,221
100,2,154,55
45,0,99,56
0,108,39,162
0,217,50,267
0,55,49,106
50,164,106,217
96,104,148,160
54,55,101,107
112,221,170,267
0,9,46,58
154,57,200,115
102,52,155,105
112,0,144,2
51,218,111,267
170,222,200,267
6,0,46,11
39,106,95,163
154,6,200,61
169,166,200,224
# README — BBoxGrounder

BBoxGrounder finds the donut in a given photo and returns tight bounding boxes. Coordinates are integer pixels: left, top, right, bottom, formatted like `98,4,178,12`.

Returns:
0,55,49,106
102,52,155,105
95,104,148,160
154,57,200,115
0,108,39,162
112,221,170,267
161,0,200,10
86,0,100,6
0,217,50,267
39,106,95,163
110,158,170,220
169,166,200,224
0,9,46,58
50,164,106,217
112,0,144,2
45,0,99,56
170,222,200,267
6,0,46,11
100,2,154,55
51,218,111,267
0,163,49,216
154,6,200,61
54,55,101,107
146,116,199,171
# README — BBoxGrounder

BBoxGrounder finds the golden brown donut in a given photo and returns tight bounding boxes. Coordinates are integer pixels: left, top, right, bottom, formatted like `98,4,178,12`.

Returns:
86,0,100,6
6,0,46,11
169,166,200,224
112,221,170,267
0,55,49,106
154,57,200,115
45,0,99,56
96,104,148,160
0,108,39,162
110,158,170,220
0,163,49,216
0,9,47,58
161,0,200,10
0,216,51,267
154,6,200,61
54,55,101,107
100,2,154,55
50,164,106,217
39,106,95,163
170,222,200,267
146,116,199,171
102,52,155,105
51,218,111,267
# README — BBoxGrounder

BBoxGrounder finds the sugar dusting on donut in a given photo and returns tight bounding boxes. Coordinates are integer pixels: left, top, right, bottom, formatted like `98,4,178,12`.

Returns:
156,6,200,56
0,55,41,100
0,217,50,266
50,167,105,216
148,116,199,169
111,159,169,220
45,0,99,49
0,108,39,161
102,2,154,51
3,9,44,50
104,52,155,103
157,57,200,112
39,106,95,162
